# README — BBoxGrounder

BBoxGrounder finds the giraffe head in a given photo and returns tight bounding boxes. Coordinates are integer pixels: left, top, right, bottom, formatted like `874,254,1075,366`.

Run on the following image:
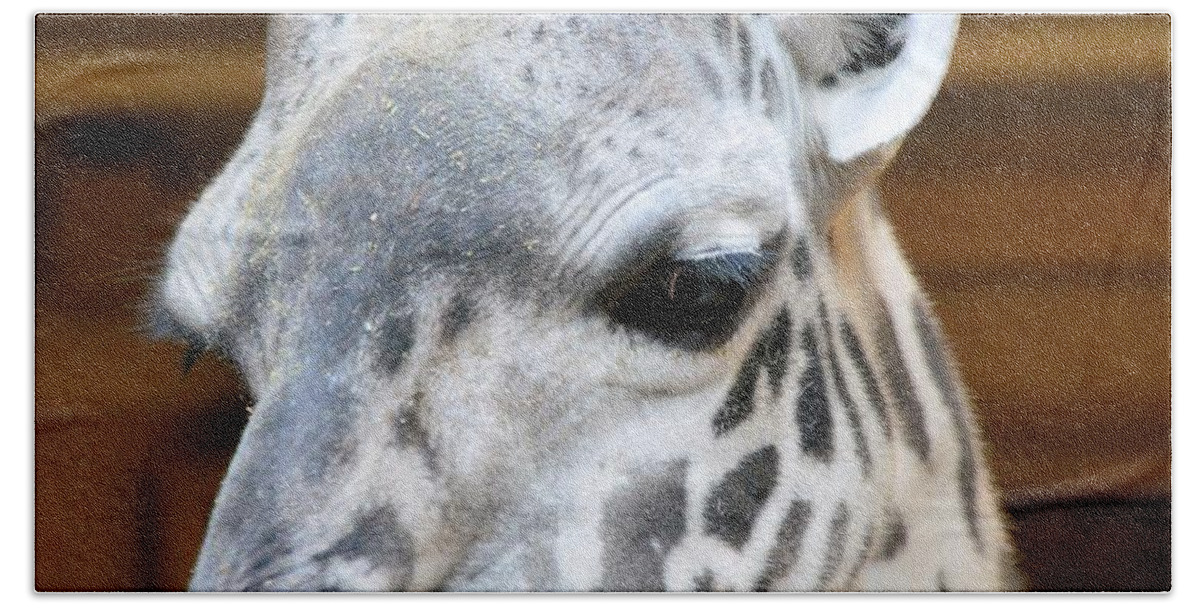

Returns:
157,14,958,591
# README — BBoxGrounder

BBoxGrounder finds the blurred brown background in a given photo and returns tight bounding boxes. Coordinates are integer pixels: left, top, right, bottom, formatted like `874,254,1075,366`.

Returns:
33,14,1170,591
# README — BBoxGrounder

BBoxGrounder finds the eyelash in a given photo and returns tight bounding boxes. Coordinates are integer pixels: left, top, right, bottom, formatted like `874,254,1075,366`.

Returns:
598,250,774,350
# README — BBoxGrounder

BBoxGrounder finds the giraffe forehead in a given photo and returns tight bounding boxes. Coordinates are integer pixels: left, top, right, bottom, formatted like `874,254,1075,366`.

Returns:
231,21,800,300
154,14,809,348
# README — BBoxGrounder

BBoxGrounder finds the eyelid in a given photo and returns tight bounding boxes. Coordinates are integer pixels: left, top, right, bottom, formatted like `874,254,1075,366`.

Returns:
676,230,785,275
676,249,776,287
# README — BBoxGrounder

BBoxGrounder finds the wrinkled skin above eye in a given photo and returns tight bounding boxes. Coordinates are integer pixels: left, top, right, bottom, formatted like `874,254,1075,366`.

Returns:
600,251,774,350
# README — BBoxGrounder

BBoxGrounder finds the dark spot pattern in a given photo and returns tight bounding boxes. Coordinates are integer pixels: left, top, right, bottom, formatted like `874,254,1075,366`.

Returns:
821,309,871,475
376,313,415,375
759,59,781,119
845,520,874,584
703,445,780,550
600,460,688,591
761,312,793,397
735,21,754,99
912,300,981,544
440,295,473,344
693,570,715,592
390,398,436,472
712,310,792,437
873,309,931,461
713,15,733,51
314,506,414,589
817,503,850,589
795,325,834,461
330,431,359,470
240,526,296,590
839,320,892,439
877,510,908,560
754,500,812,591
693,55,725,99
791,238,813,280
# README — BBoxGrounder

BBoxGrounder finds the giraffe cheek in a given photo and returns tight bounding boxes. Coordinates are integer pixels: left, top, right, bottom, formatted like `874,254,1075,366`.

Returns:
597,459,690,591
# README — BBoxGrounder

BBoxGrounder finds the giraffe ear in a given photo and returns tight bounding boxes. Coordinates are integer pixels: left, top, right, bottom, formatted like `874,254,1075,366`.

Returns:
775,14,960,163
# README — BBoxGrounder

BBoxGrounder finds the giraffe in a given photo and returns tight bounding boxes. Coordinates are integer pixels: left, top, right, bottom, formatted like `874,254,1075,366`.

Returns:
155,13,1017,591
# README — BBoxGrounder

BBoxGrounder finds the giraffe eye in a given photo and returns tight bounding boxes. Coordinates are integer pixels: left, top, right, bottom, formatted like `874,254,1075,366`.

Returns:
600,251,773,350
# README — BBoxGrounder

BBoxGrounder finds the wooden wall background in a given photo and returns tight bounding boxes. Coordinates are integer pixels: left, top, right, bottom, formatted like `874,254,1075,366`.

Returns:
34,14,1170,591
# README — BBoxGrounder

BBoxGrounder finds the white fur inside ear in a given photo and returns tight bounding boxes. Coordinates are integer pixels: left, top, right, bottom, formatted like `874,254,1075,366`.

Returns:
815,14,959,163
